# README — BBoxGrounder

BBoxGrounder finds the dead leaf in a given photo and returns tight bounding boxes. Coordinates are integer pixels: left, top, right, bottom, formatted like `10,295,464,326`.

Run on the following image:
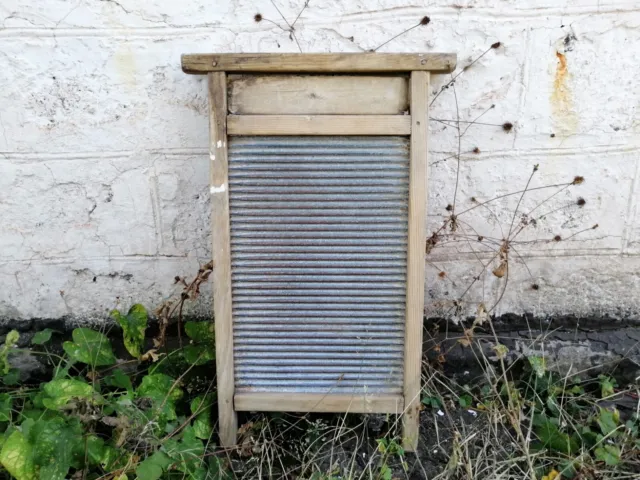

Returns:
473,303,488,326
141,349,162,362
492,261,507,278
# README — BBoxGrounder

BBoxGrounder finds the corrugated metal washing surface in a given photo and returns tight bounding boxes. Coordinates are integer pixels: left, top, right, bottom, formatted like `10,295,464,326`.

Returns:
229,136,409,394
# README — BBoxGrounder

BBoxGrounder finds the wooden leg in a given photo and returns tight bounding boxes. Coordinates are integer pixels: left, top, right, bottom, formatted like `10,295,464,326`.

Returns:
218,400,238,447
402,71,429,452
208,72,238,447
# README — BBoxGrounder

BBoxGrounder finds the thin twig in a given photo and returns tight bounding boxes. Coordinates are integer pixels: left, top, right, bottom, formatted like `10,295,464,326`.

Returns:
430,44,495,107
371,22,421,51
269,0,292,29
451,82,462,213
291,0,310,29
507,165,538,238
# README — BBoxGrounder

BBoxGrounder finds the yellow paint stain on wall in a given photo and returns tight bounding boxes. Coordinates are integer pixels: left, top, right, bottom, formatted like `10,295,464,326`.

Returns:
551,51,579,135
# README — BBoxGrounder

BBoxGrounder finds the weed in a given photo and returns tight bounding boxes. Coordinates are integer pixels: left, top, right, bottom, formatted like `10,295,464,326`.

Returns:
0,275,227,480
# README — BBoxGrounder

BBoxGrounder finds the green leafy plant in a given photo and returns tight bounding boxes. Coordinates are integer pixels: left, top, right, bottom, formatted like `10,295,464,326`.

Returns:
182,321,215,365
0,301,228,480
376,438,406,480
111,304,148,358
63,328,116,367
598,375,617,398
421,393,443,409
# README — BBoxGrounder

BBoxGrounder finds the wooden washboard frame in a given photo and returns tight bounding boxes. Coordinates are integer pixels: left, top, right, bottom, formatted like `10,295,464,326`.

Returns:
181,53,456,451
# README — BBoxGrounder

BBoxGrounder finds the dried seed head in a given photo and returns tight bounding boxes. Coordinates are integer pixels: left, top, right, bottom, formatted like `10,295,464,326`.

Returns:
420,16,431,26
502,122,514,132
491,41,502,49
533,163,539,172
577,197,586,206
174,276,181,283
446,204,453,211
531,284,540,290
592,224,599,229
553,235,562,242
477,236,484,242
438,271,446,278
572,176,585,185
254,13,263,22
550,133,556,138
473,147,480,154
471,196,477,202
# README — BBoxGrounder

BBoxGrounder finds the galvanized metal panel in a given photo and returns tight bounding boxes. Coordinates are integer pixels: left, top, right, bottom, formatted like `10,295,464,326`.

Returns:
229,136,409,395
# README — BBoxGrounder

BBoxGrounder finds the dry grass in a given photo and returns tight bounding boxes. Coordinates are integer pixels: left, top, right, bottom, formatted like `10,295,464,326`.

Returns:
219,322,640,480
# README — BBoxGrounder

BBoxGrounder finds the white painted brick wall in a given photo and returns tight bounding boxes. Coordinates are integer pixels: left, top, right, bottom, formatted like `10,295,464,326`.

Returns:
1,0,639,322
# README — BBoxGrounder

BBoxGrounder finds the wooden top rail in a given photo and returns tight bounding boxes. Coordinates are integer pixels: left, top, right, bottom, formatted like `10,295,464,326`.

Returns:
182,53,456,74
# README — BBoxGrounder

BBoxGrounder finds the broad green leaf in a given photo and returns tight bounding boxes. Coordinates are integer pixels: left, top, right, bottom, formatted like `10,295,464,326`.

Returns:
163,426,204,477
105,368,134,393
184,322,214,342
112,304,148,359
208,456,232,480
597,408,620,437
379,464,392,480
528,356,547,378
595,444,621,466
137,374,183,424
0,427,16,454
2,368,20,386
28,417,84,480
458,394,473,408
136,451,172,480
31,329,54,345
576,426,599,448
52,361,73,380
63,328,116,366
421,396,442,409
85,435,120,469
137,374,183,404
183,344,215,365
0,394,12,422
183,322,215,365
190,395,214,439
42,378,99,409
187,466,208,480
0,430,36,480
534,416,579,455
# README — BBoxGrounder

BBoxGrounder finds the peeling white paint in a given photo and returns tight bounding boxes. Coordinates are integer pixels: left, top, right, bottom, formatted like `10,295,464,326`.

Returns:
0,1,638,321
210,184,226,194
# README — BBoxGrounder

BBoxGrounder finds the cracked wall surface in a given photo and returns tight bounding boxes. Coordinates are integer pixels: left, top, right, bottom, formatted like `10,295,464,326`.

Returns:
1,0,639,323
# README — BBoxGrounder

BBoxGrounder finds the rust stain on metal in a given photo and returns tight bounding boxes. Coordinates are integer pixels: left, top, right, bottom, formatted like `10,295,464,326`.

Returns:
551,51,578,135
